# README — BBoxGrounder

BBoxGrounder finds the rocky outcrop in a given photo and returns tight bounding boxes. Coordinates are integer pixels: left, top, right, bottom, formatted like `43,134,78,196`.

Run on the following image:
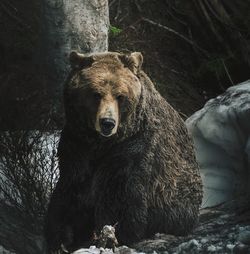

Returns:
134,198,250,254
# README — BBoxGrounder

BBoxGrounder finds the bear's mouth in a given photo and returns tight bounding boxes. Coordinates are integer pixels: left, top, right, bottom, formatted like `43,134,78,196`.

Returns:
100,131,113,137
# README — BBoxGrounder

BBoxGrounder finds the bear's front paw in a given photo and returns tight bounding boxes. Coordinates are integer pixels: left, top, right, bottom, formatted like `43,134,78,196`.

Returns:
51,243,69,254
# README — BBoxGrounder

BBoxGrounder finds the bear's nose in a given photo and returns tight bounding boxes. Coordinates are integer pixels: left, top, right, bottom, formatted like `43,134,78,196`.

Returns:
100,118,116,135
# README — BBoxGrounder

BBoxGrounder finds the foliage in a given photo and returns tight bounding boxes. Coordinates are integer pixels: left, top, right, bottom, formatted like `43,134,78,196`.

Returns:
109,0,250,112
109,25,122,37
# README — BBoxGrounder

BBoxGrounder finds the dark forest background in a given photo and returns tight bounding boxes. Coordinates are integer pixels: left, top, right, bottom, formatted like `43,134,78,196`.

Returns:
0,1,250,253
1,0,250,130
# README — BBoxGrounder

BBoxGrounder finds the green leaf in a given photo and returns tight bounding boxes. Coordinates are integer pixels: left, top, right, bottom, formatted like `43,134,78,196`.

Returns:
109,25,122,37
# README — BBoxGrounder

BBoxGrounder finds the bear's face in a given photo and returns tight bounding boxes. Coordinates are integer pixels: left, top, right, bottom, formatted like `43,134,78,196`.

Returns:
67,51,143,137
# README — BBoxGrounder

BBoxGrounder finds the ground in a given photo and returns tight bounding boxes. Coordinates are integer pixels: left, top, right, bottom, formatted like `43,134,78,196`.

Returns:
70,198,250,254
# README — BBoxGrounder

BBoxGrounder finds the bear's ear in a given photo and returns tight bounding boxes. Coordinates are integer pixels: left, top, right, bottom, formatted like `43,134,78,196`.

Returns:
69,51,94,69
119,52,143,75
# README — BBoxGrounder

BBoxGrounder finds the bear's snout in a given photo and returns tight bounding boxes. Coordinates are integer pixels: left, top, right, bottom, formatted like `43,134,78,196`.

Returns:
100,118,116,136
95,95,119,137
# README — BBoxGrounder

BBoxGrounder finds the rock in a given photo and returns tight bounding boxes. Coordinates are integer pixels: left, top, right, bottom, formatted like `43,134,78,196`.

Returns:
186,80,250,207
226,244,235,251
116,246,142,254
238,230,250,244
174,239,200,253
72,247,112,254
233,243,250,254
200,238,208,244
72,246,144,254
207,245,216,252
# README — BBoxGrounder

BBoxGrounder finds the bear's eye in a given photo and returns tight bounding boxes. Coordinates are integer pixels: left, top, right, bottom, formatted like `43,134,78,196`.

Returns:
93,92,101,101
117,95,125,103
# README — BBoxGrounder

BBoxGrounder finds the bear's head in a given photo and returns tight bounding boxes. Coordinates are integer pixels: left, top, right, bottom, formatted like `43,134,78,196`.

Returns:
65,51,143,138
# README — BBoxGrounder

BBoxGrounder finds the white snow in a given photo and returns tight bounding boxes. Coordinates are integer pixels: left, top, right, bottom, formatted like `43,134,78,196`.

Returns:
72,246,145,254
0,245,15,254
186,80,250,207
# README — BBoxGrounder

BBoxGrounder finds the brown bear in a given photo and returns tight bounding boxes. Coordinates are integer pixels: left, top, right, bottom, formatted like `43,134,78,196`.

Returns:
45,51,203,253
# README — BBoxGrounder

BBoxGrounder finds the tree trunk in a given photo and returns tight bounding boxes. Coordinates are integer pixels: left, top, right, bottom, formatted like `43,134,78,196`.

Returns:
39,0,109,122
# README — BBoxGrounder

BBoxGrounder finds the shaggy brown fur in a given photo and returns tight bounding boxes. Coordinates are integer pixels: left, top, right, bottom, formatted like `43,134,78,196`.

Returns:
45,51,203,253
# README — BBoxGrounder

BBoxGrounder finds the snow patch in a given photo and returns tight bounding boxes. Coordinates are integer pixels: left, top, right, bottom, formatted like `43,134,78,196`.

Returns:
186,81,250,207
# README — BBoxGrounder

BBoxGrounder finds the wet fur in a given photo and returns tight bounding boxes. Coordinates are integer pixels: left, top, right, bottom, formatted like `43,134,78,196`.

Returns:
45,52,203,252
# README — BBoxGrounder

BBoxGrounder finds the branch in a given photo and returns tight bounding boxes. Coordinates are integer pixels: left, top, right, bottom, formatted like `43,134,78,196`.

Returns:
221,59,234,86
0,1,31,31
141,17,210,58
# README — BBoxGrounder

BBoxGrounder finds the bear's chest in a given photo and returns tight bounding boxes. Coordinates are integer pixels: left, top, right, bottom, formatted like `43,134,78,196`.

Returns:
73,135,147,206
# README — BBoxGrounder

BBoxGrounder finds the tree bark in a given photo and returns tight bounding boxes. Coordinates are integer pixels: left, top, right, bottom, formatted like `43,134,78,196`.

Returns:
39,0,109,113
